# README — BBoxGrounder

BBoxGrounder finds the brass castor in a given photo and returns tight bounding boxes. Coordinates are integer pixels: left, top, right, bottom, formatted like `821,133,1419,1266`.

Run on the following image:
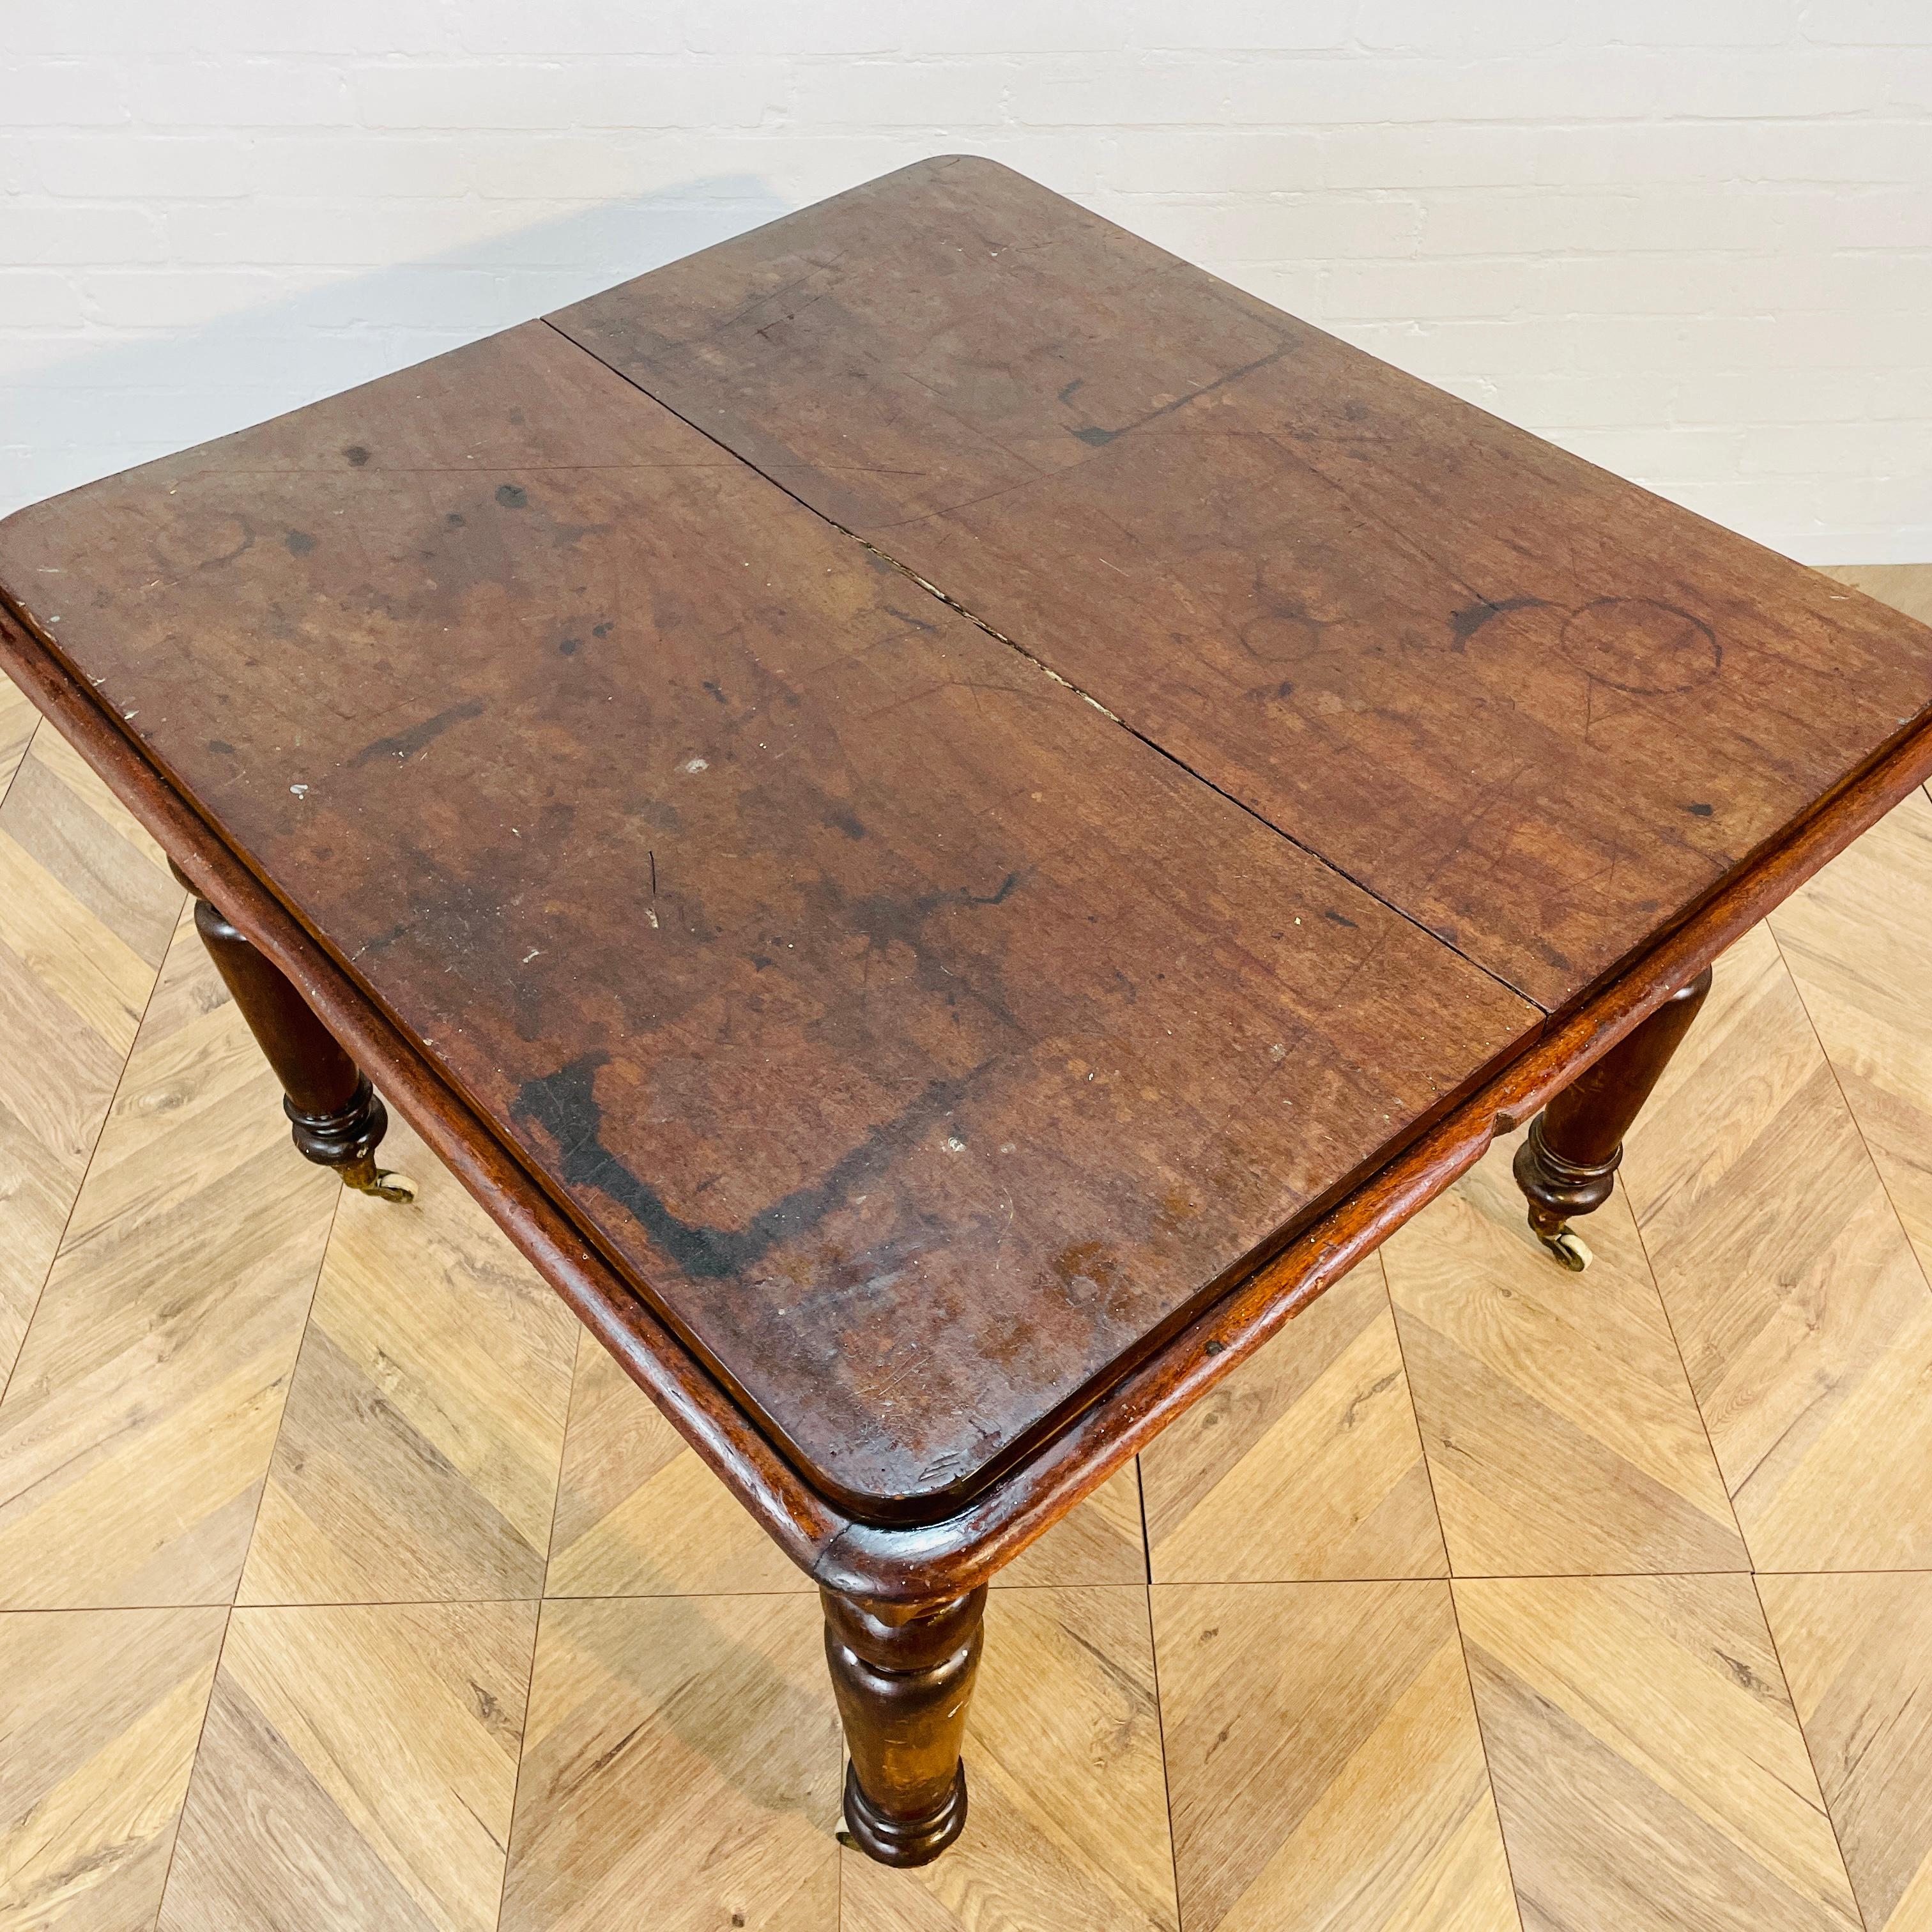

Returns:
339,1154,419,1203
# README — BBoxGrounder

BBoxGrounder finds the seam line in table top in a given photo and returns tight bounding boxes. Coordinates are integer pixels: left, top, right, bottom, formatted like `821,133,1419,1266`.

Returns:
534,315,1552,1020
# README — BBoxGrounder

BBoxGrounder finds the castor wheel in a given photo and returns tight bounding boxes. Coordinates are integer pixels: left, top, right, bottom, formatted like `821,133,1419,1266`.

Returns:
1534,1225,1593,1271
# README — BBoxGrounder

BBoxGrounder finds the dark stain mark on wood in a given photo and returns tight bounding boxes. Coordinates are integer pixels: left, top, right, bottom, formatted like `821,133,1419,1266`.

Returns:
1687,801,1715,817
703,678,727,703
495,483,528,509
1153,1191,1198,1236
1238,572,1346,661
1559,597,1721,696
284,529,316,556
829,806,867,840
353,919,413,960
1052,1241,1128,1310
1448,594,1549,650
833,873,1022,983
510,1050,972,1280
347,696,486,769
1324,908,1358,928
558,636,581,656
965,872,1020,908
1067,339,1298,447
207,738,236,756
342,445,370,466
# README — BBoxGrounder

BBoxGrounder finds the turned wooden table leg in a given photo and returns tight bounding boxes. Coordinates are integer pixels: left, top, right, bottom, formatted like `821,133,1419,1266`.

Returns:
170,862,415,1201
1514,963,1712,1269
822,1583,985,1866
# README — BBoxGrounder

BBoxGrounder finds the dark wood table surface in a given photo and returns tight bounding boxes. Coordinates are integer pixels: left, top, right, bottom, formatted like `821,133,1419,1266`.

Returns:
4,155,1930,1866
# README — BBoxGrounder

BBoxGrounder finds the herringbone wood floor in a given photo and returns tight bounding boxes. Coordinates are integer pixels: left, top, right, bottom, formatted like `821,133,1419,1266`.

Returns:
2,564,1930,1931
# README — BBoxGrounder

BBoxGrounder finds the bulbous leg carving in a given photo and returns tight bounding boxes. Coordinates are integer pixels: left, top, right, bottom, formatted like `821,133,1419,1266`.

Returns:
1515,964,1712,1269
172,862,415,1201
822,1583,985,1867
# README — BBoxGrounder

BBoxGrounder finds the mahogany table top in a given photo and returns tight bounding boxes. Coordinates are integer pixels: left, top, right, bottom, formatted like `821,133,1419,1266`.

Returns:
4,157,1930,1547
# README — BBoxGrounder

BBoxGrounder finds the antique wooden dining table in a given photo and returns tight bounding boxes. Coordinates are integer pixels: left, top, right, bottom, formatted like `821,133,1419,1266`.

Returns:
4,156,1931,1867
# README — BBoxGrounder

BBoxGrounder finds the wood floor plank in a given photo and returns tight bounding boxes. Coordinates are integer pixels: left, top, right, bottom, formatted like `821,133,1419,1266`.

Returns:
1458,1573,1860,1932
998,1466,1147,1588
501,1593,841,1932
0,1605,225,1930
158,1600,536,1932
0,684,34,795
546,1337,1144,1598
0,911,334,1608
0,932,130,1389
1769,788,1932,1288
0,735,178,1388
239,1114,578,1606
0,830,155,1059
1760,1572,1932,1932
843,1586,1177,1932
1621,924,1932,1570
545,1333,809,1599
1153,1578,1515,1932
24,729,171,877
1141,1262,1445,1584
0,747,180,969
1385,1135,1744,1577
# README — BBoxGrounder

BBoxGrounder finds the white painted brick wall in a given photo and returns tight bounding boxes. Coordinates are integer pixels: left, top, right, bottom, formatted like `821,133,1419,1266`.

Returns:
3,1,1929,561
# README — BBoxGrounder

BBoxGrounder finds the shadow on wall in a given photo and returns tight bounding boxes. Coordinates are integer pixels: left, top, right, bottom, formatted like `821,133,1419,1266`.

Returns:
1,174,790,517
